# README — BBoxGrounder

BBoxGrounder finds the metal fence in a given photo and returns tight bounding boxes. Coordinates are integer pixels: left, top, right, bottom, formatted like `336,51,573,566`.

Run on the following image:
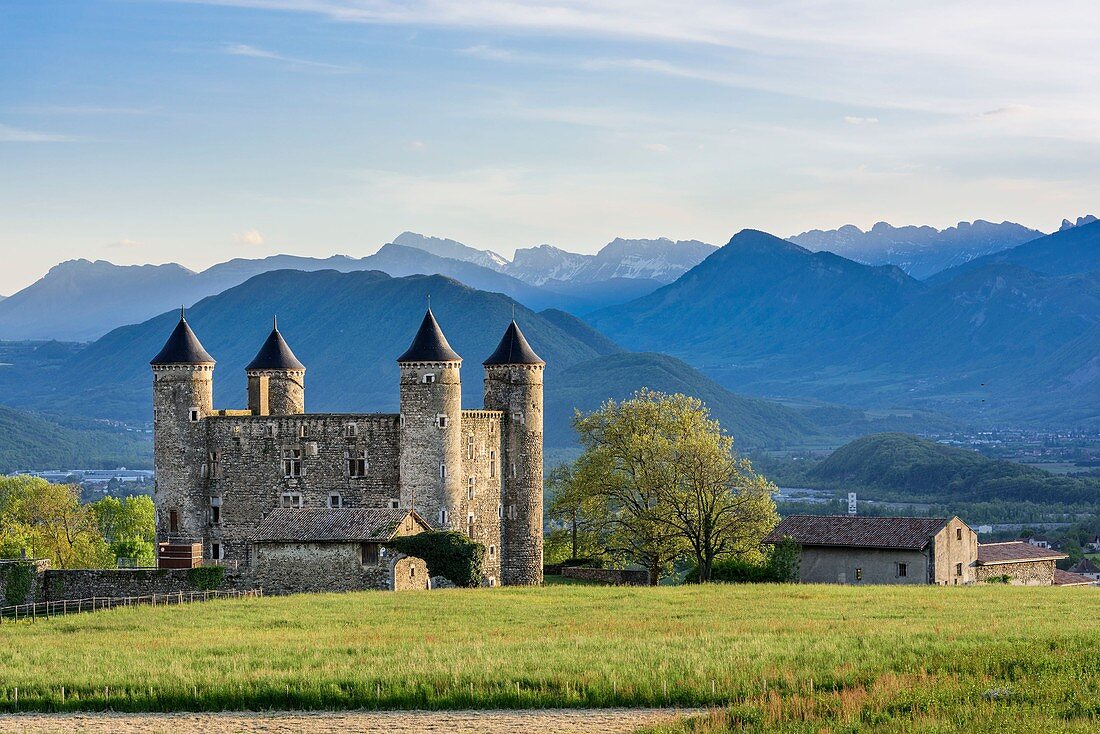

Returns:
0,588,262,624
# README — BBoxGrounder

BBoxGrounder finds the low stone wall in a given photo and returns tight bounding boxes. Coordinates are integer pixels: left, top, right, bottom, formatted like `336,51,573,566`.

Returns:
40,568,250,602
0,559,49,606
976,559,1056,586
561,566,649,586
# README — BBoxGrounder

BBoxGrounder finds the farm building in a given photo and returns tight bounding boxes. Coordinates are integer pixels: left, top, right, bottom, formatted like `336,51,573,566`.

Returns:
763,515,977,585
1068,558,1100,582
974,542,1068,585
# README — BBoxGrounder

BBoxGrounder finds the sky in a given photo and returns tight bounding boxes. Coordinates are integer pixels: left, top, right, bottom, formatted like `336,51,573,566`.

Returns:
2,0,1099,295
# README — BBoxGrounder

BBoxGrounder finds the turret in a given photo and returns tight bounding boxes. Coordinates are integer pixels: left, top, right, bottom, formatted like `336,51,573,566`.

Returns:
483,319,545,585
397,309,463,530
245,316,306,416
150,308,215,539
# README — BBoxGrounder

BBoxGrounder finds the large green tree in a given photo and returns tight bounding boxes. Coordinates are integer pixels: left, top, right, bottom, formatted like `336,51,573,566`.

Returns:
0,476,114,569
571,389,778,583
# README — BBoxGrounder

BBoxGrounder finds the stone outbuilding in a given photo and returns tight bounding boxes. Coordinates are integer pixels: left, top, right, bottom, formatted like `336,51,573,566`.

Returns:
249,507,434,593
764,515,977,585
974,541,1068,585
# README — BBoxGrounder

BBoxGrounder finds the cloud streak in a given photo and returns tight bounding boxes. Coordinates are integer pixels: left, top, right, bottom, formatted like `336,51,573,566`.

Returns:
0,123,76,142
224,43,355,71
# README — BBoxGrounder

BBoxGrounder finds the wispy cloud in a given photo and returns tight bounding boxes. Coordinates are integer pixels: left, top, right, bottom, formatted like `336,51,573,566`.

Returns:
224,43,355,72
0,123,76,142
105,238,146,249
234,229,265,245
844,116,879,125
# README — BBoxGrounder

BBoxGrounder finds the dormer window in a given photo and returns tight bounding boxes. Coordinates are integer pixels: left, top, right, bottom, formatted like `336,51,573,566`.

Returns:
422,373,436,384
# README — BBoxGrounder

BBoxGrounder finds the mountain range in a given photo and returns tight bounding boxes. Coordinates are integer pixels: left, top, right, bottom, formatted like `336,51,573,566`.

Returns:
787,220,1044,279
589,222,1100,426
0,270,829,451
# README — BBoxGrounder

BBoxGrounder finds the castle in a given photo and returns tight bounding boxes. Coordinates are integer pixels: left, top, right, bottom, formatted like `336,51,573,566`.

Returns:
150,307,544,587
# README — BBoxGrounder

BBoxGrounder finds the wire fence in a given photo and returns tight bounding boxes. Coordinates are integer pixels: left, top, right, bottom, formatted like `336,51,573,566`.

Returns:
0,588,262,624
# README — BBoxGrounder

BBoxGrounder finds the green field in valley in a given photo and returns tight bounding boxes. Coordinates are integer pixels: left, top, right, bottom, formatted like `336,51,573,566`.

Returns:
0,584,1097,733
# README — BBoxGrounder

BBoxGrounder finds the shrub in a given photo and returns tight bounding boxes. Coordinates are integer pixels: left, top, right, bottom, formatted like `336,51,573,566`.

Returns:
186,566,225,591
684,538,801,584
384,531,485,588
2,562,35,606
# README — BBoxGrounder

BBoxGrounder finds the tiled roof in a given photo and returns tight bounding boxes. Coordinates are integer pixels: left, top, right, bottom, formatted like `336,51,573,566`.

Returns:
976,541,1068,564
484,320,544,366
763,515,949,550
150,312,215,365
253,508,422,543
1053,569,1096,586
1069,558,1100,574
397,309,461,363
246,319,305,371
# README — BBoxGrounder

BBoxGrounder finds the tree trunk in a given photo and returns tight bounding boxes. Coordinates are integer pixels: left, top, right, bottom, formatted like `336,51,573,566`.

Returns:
571,511,578,559
648,559,660,586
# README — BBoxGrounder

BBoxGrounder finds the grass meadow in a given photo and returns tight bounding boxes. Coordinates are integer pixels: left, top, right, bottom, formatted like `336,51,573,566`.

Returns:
0,584,1097,732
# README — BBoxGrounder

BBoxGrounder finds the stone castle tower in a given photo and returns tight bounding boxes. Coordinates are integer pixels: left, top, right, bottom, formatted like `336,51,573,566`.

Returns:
150,305,544,586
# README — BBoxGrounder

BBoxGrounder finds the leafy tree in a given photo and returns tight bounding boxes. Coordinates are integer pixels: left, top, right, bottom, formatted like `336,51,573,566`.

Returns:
572,389,778,584
91,495,156,565
545,462,608,564
0,476,114,568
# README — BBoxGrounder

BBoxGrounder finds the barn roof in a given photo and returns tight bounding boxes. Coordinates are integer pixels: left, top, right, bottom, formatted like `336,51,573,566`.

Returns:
763,515,950,550
397,309,461,363
976,541,1068,565
253,508,428,543
1053,569,1096,587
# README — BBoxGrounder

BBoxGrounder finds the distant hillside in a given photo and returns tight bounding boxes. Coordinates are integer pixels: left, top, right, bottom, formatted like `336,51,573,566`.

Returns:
589,229,1099,426
930,218,1100,283
809,433,1099,505
0,405,151,473
0,270,821,450
789,220,1042,279
547,352,822,449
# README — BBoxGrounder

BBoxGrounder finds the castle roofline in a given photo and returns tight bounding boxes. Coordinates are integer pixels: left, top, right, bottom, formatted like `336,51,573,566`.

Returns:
483,320,544,366
245,317,306,371
150,308,215,366
397,308,462,363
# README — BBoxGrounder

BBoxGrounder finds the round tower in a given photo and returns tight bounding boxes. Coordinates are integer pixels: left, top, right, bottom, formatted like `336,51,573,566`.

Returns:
483,319,545,586
245,316,306,415
397,309,464,530
150,308,215,540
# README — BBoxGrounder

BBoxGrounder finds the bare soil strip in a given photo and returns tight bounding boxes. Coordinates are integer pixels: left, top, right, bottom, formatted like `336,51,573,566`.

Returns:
0,708,694,734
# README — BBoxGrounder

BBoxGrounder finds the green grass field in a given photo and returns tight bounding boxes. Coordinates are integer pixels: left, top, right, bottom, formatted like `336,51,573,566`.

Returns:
0,585,1097,732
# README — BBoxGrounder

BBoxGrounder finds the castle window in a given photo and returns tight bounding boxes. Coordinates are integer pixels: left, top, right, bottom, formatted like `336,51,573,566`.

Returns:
346,423,358,438
439,463,447,479
189,408,200,422
467,513,475,538
209,496,222,526
410,565,416,579
488,577,496,587
489,545,496,557
169,509,179,534
208,452,220,479
399,414,405,429
360,542,380,565
266,423,277,438
498,504,503,520
510,463,517,479
328,493,344,509
422,373,436,384
467,435,474,459
956,562,963,577
347,450,368,477
508,504,517,520
439,509,448,526
298,425,309,438
512,412,524,424
956,528,963,540
391,499,402,510
489,451,496,478
282,448,302,477
211,542,224,561
436,415,449,429
281,492,303,508
468,477,475,500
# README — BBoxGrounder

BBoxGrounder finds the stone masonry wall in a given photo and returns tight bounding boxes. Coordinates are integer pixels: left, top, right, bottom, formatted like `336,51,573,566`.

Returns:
561,566,649,586
484,364,544,586
202,414,402,563
251,543,427,594
39,568,250,602
152,364,214,543
461,410,503,585
930,518,978,585
976,559,1056,585
399,362,463,531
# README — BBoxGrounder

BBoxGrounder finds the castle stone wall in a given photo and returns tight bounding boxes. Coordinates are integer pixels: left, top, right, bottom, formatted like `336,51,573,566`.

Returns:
484,364,544,586
399,362,463,530
251,543,427,594
153,364,214,542
461,410,504,585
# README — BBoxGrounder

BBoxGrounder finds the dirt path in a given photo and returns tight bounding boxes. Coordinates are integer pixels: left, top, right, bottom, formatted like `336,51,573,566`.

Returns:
0,708,695,734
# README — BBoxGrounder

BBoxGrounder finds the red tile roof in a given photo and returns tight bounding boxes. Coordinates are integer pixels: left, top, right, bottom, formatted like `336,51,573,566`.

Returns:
976,541,1068,565
1053,569,1096,587
763,515,949,550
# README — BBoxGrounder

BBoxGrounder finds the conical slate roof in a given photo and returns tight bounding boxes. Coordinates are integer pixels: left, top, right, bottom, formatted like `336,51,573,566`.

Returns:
246,318,305,371
397,309,462,363
150,310,215,366
483,320,544,366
